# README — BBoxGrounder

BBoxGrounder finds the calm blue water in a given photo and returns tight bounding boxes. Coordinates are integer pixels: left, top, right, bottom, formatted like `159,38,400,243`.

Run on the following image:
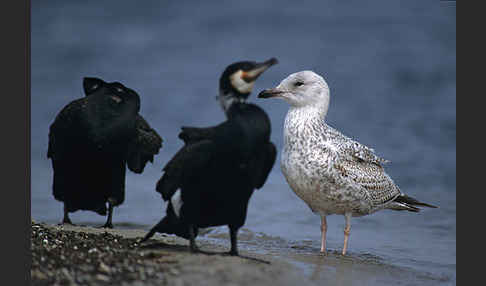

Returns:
31,1,456,285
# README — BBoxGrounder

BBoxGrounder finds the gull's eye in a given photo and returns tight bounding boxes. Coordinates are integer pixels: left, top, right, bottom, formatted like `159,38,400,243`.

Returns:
294,81,304,87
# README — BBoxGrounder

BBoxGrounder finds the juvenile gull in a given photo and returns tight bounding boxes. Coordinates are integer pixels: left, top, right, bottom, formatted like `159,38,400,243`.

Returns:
258,70,437,255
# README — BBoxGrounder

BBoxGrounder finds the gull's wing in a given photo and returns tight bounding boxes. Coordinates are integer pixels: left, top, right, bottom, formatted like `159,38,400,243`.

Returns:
324,125,398,206
333,157,400,206
325,125,390,165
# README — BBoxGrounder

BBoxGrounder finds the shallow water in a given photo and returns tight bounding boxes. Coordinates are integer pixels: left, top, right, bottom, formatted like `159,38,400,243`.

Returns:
31,1,456,285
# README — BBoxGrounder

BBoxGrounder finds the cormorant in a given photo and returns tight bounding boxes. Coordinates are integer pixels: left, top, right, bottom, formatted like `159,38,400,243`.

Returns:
83,77,163,174
47,77,163,228
141,58,278,256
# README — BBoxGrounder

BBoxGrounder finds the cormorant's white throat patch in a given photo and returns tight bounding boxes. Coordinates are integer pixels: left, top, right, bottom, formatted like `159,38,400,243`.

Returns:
230,70,255,94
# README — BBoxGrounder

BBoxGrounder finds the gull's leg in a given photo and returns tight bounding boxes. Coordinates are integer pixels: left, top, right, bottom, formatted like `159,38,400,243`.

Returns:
342,213,352,255
320,214,327,253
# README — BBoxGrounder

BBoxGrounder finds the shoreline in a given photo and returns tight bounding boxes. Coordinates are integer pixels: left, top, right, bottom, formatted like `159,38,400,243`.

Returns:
31,219,451,286
31,220,312,286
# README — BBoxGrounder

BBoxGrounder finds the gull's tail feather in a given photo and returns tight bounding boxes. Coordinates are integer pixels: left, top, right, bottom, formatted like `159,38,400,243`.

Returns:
387,194,438,212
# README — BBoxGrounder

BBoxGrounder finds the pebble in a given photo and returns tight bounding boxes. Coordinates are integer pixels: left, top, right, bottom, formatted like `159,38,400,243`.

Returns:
146,267,155,276
98,262,111,274
139,268,147,280
95,273,111,282
32,221,262,286
31,269,47,280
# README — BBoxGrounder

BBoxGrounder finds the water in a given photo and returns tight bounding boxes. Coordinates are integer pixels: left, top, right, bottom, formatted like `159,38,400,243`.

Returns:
31,1,456,285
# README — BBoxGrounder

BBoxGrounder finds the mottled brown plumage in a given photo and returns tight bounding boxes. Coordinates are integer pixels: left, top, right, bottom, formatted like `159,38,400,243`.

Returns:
259,70,437,255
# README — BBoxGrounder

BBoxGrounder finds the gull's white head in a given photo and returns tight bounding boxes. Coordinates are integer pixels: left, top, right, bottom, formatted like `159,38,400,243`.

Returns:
258,70,330,112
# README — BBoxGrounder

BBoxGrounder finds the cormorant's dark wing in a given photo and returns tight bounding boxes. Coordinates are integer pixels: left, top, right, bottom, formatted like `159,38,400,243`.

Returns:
82,77,162,172
156,139,214,201
47,98,86,159
247,142,277,189
178,126,219,145
127,114,163,174
156,120,236,201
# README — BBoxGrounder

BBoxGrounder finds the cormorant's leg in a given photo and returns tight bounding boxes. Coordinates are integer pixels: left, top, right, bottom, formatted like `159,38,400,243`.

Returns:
61,204,73,225
102,201,114,228
320,214,327,254
188,224,199,253
342,213,352,255
228,226,239,256
140,226,157,243
140,217,168,243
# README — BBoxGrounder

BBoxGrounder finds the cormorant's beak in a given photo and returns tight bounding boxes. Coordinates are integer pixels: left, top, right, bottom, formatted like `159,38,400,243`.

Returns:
258,88,284,99
241,58,279,83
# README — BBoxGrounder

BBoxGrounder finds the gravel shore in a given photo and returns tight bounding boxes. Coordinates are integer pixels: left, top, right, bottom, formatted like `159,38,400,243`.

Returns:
31,220,311,286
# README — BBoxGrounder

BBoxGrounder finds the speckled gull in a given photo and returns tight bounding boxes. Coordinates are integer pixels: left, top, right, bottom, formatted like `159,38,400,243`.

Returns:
258,70,437,255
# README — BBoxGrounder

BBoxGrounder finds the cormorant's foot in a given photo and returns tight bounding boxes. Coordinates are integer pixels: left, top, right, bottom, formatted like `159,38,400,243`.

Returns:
227,250,239,256
189,246,200,254
100,223,113,229
139,235,151,244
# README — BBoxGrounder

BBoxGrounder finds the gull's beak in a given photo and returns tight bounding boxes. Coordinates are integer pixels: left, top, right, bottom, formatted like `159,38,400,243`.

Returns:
258,88,285,99
241,58,279,83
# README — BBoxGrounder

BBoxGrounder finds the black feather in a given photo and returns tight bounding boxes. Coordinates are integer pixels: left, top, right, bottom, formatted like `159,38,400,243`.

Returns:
150,103,276,251
48,77,162,226
394,194,438,209
145,59,278,255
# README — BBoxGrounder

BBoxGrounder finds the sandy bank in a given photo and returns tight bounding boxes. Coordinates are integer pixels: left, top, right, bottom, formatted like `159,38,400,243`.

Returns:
31,220,313,286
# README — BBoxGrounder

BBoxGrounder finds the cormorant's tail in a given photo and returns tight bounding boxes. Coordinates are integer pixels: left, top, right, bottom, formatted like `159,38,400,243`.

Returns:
140,216,171,243
140,203,194,243
387,194,438,212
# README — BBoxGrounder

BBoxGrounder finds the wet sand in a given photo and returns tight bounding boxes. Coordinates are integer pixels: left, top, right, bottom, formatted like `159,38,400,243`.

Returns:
31,220,313,286
31,220,450,286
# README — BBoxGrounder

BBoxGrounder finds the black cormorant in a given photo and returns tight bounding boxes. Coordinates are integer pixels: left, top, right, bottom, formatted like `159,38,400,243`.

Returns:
47,77,163,228
141,58,278,256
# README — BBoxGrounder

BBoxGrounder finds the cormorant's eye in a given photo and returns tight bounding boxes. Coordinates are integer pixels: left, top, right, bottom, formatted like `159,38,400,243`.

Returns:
294,81,304,87
116,87,124,93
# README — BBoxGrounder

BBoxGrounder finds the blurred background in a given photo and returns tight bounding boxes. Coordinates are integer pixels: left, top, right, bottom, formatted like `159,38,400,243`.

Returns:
31,1,455,285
